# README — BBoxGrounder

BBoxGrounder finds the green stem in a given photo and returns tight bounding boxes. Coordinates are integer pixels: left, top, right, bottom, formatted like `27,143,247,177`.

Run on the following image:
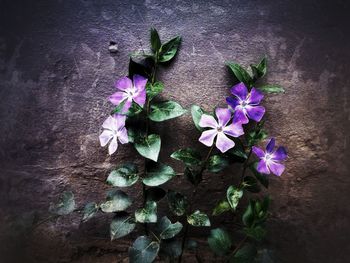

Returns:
142,61,158,235
150,230,161,243
240,148,252,185
226,236,248,262
31,215,58,230
178,145,214,263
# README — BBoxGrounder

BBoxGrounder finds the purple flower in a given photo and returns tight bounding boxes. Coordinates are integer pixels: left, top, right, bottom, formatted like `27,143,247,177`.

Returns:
99,115,129,155
109,75,147,113
226,82,265,124
252,138,287,176
198,108,244,153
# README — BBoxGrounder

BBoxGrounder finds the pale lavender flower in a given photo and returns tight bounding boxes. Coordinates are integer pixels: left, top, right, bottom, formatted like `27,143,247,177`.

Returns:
198,108,244,153
99,115,128,155
109,75,147,113
252,138,287,176
226,82,265,124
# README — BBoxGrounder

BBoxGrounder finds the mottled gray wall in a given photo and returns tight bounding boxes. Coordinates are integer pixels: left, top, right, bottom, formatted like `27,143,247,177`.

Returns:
1,0,349,262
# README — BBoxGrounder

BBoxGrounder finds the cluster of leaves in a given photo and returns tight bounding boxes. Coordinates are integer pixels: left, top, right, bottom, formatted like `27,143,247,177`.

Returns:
49,30,286,263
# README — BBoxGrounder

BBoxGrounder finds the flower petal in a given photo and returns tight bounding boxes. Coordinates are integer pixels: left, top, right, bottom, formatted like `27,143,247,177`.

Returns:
109,91,127,106
252,146,265,158
199,129,217,147
133,88,146,107
215,107,231,127
133,74,148,92
216,132,235,153
268,162,285,176
247,88,264,105
199,114,218,128
114,114,126,129
226,97,240,109
115,76,133,91
233,108,249,124
257,160,270,174
230,82,248,100
246,105,265,122
102,116,117,130
118,127,129,144
272,146,287,161
122,98,133,113
99,130,113,147
266,138,275,153
223,122,244,137
108,137,118,155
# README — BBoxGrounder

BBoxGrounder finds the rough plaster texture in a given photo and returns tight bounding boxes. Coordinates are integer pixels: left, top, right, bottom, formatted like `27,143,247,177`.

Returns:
0,0,350,262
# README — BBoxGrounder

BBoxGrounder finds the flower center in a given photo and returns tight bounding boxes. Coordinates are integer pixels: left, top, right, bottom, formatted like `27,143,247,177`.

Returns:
240,100,248,108
217,126,223,132
263,153,272,164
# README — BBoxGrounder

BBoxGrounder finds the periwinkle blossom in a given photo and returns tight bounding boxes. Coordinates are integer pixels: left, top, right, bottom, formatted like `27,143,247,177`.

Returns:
226,82,265,124
109,75,147,113
252,138,287,176
199,108,244,153
99,115,128,155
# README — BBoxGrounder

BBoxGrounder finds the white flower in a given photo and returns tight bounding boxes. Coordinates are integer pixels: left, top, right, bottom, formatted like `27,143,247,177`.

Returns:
99,115,128,155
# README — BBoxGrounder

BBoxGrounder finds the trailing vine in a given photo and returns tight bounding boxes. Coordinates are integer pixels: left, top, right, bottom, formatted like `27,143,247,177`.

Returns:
48,28,287,263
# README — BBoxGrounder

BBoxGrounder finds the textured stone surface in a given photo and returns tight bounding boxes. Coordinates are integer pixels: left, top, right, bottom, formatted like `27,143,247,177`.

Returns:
1,0,350,262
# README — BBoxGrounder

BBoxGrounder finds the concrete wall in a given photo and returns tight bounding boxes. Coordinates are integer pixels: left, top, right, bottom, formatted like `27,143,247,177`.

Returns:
0,0,349,262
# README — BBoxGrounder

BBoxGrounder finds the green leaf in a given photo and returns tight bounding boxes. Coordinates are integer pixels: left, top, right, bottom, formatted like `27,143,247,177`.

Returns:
187,210,210,227
242,201,255,227
111,102,143,117
110,213,136,240
243,176,261,193
143,163,176,186
226,140,247,162
191,105,205,131
150,28,161,53
128,57,151,78
134,134,161,162
208,228,232,256
82,202,99,222
250,57,267,80
149,101,187,122
49,191,75,215
207,155,229,173
127,103,144,116
249,162,269,188
106,163,139,187
167,190,189,216
242,197,270,227
159,36,181,63
229,244,257,263
258,84,285,94
226,62,253,86
227,186,243,210
212,200,231,216
110,99,127,115
111,99,143,117
146,82,164,101
184,166,202,186
100,189,132,213
185,239,198,251
159,239,182,258
155,216,183,239
127,127,137,143
246,129,268,147
170,148,202,166
135,201,157,223
145,187,166,202
129,236,160,263
244,225,266,241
